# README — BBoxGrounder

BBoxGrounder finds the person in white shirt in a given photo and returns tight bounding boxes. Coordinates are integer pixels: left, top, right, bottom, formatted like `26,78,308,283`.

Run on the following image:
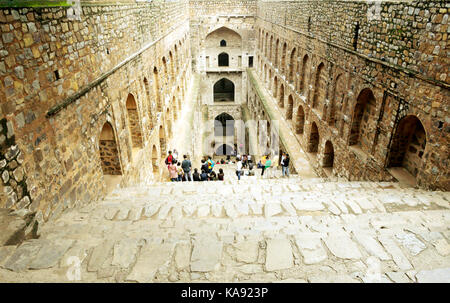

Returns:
236,157,242,181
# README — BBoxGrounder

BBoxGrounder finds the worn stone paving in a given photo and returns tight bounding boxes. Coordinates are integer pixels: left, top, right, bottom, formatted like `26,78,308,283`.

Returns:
0,167,449,283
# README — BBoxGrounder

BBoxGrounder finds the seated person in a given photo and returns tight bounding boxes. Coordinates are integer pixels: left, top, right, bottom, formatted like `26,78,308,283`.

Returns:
218,168,224,181
193,168,201,181
200,169,208,181
220,159,225,164
209,171,217,181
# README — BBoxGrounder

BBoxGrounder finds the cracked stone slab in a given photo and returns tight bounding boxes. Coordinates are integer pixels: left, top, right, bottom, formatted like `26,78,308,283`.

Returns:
126,243,174,283
386,271,411,283
29,239,74,269
174,242,191,270
0,246,16,267
234,240,259,263
295,235,328,265
2,240,43,272
292,200,325,211
379,236,413,271
415,268,450,283
265,238,293,271
87,240,114,272
112,239,140,268
264,203,283,218
353,232,391,261
323,232,362,260
190,238,223,272
395,231,426,256
143,204,160,218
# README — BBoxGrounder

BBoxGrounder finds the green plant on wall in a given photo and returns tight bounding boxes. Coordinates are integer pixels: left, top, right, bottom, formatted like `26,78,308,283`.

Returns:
0,0,72,8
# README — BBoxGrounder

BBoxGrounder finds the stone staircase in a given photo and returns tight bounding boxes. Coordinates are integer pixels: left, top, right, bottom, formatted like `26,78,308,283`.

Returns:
0,171,449,283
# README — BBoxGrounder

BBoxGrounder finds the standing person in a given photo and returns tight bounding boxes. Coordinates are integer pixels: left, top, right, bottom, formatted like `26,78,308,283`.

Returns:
201,159,208,173
264,155,272,179
165,151,174,168
282,153,290,177
280,152,286,177
168,160,178,182
193,168,201,181
181,155,192,181
173,149,179,162
207,156,215,173
236,156,243,181
218,168,225,181
176,162,183,181
260,155,267,177
248,154,252,164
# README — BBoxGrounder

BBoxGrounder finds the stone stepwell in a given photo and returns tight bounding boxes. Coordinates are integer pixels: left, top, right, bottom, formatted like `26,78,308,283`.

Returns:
0,167,449,282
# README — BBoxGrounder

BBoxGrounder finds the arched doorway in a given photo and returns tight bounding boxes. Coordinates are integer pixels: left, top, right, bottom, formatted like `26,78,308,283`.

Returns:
214,78,235,102
296,105,305,134
279,84,284,108
308,122,319,153
323,140,334,167
99,122,122,175
388,115,426,177
152,145,159,173
287,95,294,120
126,93,143,148
159,125,166,157
313,62,325,109
300,54,309,94
218,52,229,67
216,144,234,156
165,108,172,137
214,112,235,136
349,88,376,150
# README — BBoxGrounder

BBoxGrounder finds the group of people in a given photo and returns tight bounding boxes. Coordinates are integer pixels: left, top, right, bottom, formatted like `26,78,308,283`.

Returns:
165,152,225,182
165,150,291,182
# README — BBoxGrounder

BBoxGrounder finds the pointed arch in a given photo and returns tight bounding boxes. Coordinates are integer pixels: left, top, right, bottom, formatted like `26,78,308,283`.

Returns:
289,48,296,83
387,115,427,177
296,105,305,134
313,62,325,109
126,93,143,148
349,88,376,149
300,54,309,94
99,122,122,175
308,122,319,153
287,94,294,120
323,140,334,168
214,78,235,102
279,83,285,108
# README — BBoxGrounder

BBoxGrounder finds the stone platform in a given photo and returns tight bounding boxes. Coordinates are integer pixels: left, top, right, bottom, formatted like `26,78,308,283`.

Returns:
1,168,449,283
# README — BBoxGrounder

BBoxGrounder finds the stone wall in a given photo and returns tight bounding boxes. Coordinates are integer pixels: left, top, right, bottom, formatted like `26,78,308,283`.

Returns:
0,0,192,223
255,0,449,190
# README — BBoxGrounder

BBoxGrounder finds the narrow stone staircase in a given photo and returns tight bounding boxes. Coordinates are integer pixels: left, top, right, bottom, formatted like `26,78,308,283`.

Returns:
0,170,449,283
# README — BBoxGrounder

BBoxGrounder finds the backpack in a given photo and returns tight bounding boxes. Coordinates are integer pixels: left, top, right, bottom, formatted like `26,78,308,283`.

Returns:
165,157,169,165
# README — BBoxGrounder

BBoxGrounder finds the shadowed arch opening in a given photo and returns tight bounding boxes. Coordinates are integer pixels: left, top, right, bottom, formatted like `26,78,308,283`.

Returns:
215,112,235,137
273,76,278,98
218,52,229,67
300,54,309,94
313,62,325,109
214,78,235,102
220,39,226,47
287,95,294,120
279,84,285,108
99,122,122,175
296,105,305,134
387,115,426,177
153,67,161,111
152,145,159,173
289,48,296,83
323,140,334,168
159,125,166,157
126,93,143,148
349,88,376,149
216,144,234,156
308,122,319,153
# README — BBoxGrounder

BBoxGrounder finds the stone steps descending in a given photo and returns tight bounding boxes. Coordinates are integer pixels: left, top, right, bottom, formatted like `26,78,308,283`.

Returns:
0,176,449,283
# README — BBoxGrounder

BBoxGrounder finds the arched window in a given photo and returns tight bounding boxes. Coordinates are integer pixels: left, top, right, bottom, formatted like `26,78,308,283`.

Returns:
214,78,235,102
220,40,227,47
126,93,143,148
218,52,229,66
99,122,122,175
388,115,426,177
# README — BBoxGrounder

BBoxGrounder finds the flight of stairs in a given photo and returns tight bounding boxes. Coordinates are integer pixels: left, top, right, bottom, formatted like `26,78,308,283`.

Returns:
0,170,449,283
